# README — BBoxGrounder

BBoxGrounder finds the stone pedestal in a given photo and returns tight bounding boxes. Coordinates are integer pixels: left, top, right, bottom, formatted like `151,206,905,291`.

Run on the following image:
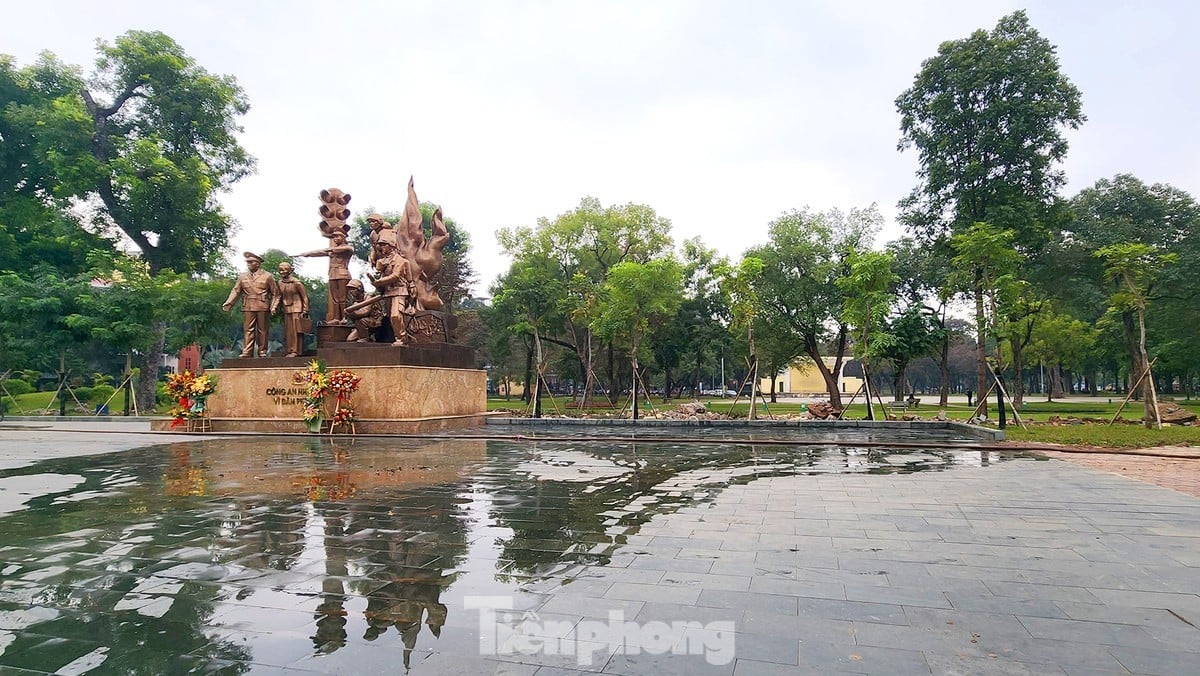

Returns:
316,322,353,345
162,342,488,434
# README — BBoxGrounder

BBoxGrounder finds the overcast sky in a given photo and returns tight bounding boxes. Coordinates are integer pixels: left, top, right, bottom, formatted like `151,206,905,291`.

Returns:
5,1,1198,295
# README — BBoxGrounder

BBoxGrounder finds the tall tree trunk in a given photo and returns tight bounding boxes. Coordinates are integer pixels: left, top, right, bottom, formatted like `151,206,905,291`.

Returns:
1120,311,1144,402
606,342,617,403
630,342,639,421
938,327,950,407
1049,363,1064,400
863,363,875,420
1136,307,1159,429
804,327,847,409
533,329,545,418
136,321,168,413
893,361,908,402
522,338,534,404
747,324,758,421
1010,336,1024,407
974,270,988,417
578,328,592,406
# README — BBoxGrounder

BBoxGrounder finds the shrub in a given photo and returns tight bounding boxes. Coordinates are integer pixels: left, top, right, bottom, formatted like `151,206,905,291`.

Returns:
89,384,117,405
72,386,93,402
2,379,33,396
156,382,172,406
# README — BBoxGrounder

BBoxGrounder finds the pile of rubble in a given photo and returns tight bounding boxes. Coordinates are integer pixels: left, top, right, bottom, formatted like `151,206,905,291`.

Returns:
1048,415,1087,425
1158,402,1197,425
630,402,732,421
804,401,838,419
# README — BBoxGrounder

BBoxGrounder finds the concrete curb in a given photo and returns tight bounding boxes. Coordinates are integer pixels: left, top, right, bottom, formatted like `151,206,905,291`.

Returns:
484,416,1005,441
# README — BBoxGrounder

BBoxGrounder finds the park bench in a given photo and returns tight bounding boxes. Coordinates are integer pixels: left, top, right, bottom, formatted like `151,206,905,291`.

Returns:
886,398,921,412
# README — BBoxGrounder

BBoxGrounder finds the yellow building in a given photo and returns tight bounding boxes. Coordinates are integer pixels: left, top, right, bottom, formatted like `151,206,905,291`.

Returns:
759,357,863,397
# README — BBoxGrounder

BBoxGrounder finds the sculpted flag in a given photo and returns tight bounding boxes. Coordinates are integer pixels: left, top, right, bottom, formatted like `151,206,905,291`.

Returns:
400,176,425,261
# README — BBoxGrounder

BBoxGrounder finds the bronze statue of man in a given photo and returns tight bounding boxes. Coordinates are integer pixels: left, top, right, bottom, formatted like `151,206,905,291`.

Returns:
298,230,354,323
344,279,383,342
273,261,310,357
366,213,393,269
223,252,279,358
369,231,417,346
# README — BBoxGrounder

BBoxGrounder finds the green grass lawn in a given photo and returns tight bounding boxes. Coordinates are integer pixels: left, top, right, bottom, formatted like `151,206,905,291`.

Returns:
3,391,81,415
1003,424,1200,448
3,390,159,416
486,395,1200,449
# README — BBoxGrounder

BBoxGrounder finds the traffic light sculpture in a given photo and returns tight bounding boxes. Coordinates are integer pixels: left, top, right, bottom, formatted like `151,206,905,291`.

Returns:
318,188,351,237
296,188,355,323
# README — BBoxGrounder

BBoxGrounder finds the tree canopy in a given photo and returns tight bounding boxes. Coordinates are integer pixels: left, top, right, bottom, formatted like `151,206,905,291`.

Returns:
896,10,1084,246
4,32,254,276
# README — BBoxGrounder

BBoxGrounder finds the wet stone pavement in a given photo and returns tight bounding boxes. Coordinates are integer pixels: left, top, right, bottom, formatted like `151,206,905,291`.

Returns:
0,430,1197,674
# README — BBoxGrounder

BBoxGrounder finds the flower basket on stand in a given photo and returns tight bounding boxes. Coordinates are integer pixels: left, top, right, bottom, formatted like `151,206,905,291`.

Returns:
294,361,361,435
165,371,217,432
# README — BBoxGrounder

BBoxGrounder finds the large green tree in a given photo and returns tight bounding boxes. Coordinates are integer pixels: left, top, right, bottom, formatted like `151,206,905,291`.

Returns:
0,268,92,378
11,31,254,409
672,238,732,398
490,254,567,415
717,256,765,418
1,55,116,276
878,307,944,403
838,251,898,418
69,255,239,378
1095,243,1176,428
897,11,1084,409
590,258,683,419
886,236,954,405
948,222,1021,411
896,10,1084,243
1029,308,1096,401
34,32,255,273
1054,175,1200,396
496,197,673,401
747,206,880,408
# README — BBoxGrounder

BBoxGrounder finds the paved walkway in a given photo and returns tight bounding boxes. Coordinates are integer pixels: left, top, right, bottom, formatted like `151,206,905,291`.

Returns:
1041,448,1200,499
0,422,1195,674
0,418,213,470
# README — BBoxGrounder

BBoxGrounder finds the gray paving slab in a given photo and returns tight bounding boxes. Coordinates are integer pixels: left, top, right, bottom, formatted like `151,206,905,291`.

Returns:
0,422,1198,674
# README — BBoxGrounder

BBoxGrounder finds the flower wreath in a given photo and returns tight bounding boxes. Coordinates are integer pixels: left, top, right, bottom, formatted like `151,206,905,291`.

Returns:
293,360,360,432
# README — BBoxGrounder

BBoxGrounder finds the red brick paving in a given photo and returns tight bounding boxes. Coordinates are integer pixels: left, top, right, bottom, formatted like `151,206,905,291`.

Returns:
1039,447,1200,499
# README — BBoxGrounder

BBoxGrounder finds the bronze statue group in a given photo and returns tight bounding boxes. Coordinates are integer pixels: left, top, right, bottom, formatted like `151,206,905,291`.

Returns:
223,179,450,358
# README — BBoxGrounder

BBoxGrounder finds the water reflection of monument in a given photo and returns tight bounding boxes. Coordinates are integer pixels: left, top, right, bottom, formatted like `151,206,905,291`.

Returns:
162,438,478,667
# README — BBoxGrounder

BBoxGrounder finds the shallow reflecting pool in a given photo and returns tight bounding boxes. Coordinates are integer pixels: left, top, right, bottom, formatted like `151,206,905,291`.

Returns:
0,435,1033,674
